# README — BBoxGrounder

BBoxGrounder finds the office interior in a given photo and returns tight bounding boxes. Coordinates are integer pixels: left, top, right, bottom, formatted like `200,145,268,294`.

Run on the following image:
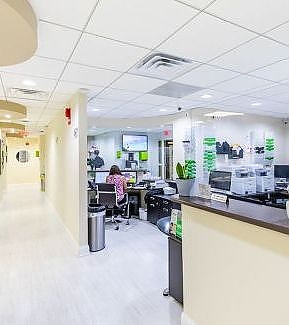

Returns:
2,0,289,324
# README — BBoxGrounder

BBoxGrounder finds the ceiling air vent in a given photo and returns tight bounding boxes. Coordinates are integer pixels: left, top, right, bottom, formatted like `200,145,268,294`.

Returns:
130,52,197,80
8,87,49,101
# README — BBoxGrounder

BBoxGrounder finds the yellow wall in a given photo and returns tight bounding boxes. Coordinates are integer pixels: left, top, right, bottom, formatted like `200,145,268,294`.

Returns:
6,136,40,184
181,205,289,325
45,91,88,252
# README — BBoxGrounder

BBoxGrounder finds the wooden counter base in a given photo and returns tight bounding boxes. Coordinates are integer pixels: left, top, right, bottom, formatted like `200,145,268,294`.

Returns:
180,203,289,325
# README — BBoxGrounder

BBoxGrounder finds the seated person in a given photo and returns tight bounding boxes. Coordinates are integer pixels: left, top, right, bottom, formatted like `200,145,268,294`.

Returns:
106,165,127,204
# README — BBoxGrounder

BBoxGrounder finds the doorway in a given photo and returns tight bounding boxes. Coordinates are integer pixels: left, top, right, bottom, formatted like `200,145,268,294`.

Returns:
158,140,173,180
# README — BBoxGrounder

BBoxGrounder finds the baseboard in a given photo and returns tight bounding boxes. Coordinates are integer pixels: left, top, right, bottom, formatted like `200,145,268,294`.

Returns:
79,244,90,257
181,312,195,325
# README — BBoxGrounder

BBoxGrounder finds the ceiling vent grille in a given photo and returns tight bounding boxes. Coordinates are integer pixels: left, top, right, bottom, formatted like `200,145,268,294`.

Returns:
130,52,197,80
8,87,49,101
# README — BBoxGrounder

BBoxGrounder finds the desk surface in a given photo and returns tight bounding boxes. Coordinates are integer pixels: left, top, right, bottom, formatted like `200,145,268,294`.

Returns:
171,194,289,236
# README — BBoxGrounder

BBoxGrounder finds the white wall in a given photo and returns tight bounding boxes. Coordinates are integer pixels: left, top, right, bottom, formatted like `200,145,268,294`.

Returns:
0,130,7,201
6,136,40,184
173,113,289,180
45,91,88,252
89,131,161,176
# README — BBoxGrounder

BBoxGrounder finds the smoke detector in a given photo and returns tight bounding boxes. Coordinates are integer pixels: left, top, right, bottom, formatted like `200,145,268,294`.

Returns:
130,52,198,80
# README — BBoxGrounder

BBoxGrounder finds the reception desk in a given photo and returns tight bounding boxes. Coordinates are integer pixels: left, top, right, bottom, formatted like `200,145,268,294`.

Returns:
172,195,289,325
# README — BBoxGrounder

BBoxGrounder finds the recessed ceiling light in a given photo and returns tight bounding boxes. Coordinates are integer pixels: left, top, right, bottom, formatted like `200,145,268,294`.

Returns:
22,79,36,87
93,108,100,112
159,108,167,112
205,111,244,117
4,114,11,119
126,126,131,129
201,94,212,99
251,102,262,107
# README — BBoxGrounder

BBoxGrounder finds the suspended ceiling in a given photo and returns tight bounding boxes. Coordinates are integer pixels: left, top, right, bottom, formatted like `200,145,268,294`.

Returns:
1,0,289,135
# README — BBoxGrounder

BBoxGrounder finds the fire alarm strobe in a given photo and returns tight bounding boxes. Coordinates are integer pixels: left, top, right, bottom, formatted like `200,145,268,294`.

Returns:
65,107,71,125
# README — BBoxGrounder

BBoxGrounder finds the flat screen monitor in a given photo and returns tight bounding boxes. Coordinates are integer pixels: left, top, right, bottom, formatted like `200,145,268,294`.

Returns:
94,171,109,183
122,171,137,184
209,170,232,191
122,134,148,152
274,165,289,178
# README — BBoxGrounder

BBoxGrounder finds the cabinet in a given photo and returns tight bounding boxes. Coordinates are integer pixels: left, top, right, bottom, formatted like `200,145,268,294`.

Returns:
169,236,183,304
147,195,172,225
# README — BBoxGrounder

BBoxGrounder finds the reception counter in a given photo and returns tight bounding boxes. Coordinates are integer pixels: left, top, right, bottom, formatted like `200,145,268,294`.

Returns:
172,195,289,325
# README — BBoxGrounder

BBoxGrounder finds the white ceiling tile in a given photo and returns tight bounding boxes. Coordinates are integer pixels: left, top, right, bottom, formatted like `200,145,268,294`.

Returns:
36,21,81,61
0,56,65,80
6,97,47,109
117,102,151,113
212,75,273,94
176,0,216,10
165,98,204,109
245,84,289,99
86,0,197,49
133,94,172,105
72,33,150,72
269,92,289,104
2,73,57,93
62,63,121,87
55,81,104,94
266,22,289,46
159,12,255,62
183,89,234,102
50,92,72,104
175,64,239,87
87,109,115,118
88,98,124,110
29,0,96,30
111,74,166,93
206,0,289,33
251,58,289,82
215,95,257,107
98,88,140,101
211,37,289,73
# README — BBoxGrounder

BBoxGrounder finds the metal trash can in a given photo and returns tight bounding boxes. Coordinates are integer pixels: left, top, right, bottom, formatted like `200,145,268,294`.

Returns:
40,173,45,192
88,204,106,252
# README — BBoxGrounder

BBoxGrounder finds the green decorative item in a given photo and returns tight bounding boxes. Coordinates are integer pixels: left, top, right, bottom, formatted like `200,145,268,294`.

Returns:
265,138,275,162
139,151,148,161
203,137,216,172
35,150,40,158
176,162,185,179
176,218,182,239
116,150,122,159
176,161,196,196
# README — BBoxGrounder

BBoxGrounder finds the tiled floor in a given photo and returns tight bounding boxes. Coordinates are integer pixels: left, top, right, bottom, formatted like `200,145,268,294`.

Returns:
0,184,182,325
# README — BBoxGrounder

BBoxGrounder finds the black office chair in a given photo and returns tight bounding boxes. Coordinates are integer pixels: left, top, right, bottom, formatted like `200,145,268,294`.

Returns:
95,183,130,230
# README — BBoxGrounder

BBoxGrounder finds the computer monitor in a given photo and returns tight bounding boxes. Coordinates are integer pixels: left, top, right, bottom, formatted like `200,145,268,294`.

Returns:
209,171,232,191
122,171,137,184
274,165,289,178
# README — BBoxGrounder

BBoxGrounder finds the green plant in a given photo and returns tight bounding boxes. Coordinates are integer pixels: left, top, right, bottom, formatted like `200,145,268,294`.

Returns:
176,160,196,179
176,162,186,179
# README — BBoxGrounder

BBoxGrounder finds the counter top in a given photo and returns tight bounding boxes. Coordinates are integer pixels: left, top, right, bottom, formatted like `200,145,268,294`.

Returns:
171,195,289,236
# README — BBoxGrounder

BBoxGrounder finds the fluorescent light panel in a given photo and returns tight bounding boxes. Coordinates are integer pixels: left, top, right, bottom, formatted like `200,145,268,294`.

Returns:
205,111,244,117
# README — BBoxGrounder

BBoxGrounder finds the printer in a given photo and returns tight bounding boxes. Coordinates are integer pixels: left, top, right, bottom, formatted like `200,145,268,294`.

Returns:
230,167,256,195
255,167,274,193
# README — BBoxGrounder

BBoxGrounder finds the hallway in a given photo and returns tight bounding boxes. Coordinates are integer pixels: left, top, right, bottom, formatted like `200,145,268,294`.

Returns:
0,184,182,325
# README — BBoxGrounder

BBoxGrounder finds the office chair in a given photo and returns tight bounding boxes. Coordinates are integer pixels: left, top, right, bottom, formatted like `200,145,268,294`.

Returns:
95,183,130,230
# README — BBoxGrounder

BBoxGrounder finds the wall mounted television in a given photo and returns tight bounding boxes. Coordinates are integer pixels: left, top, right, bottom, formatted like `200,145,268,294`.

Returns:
122,134,148,152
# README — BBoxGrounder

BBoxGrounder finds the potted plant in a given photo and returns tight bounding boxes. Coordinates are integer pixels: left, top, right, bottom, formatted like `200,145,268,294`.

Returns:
175,161,196,197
